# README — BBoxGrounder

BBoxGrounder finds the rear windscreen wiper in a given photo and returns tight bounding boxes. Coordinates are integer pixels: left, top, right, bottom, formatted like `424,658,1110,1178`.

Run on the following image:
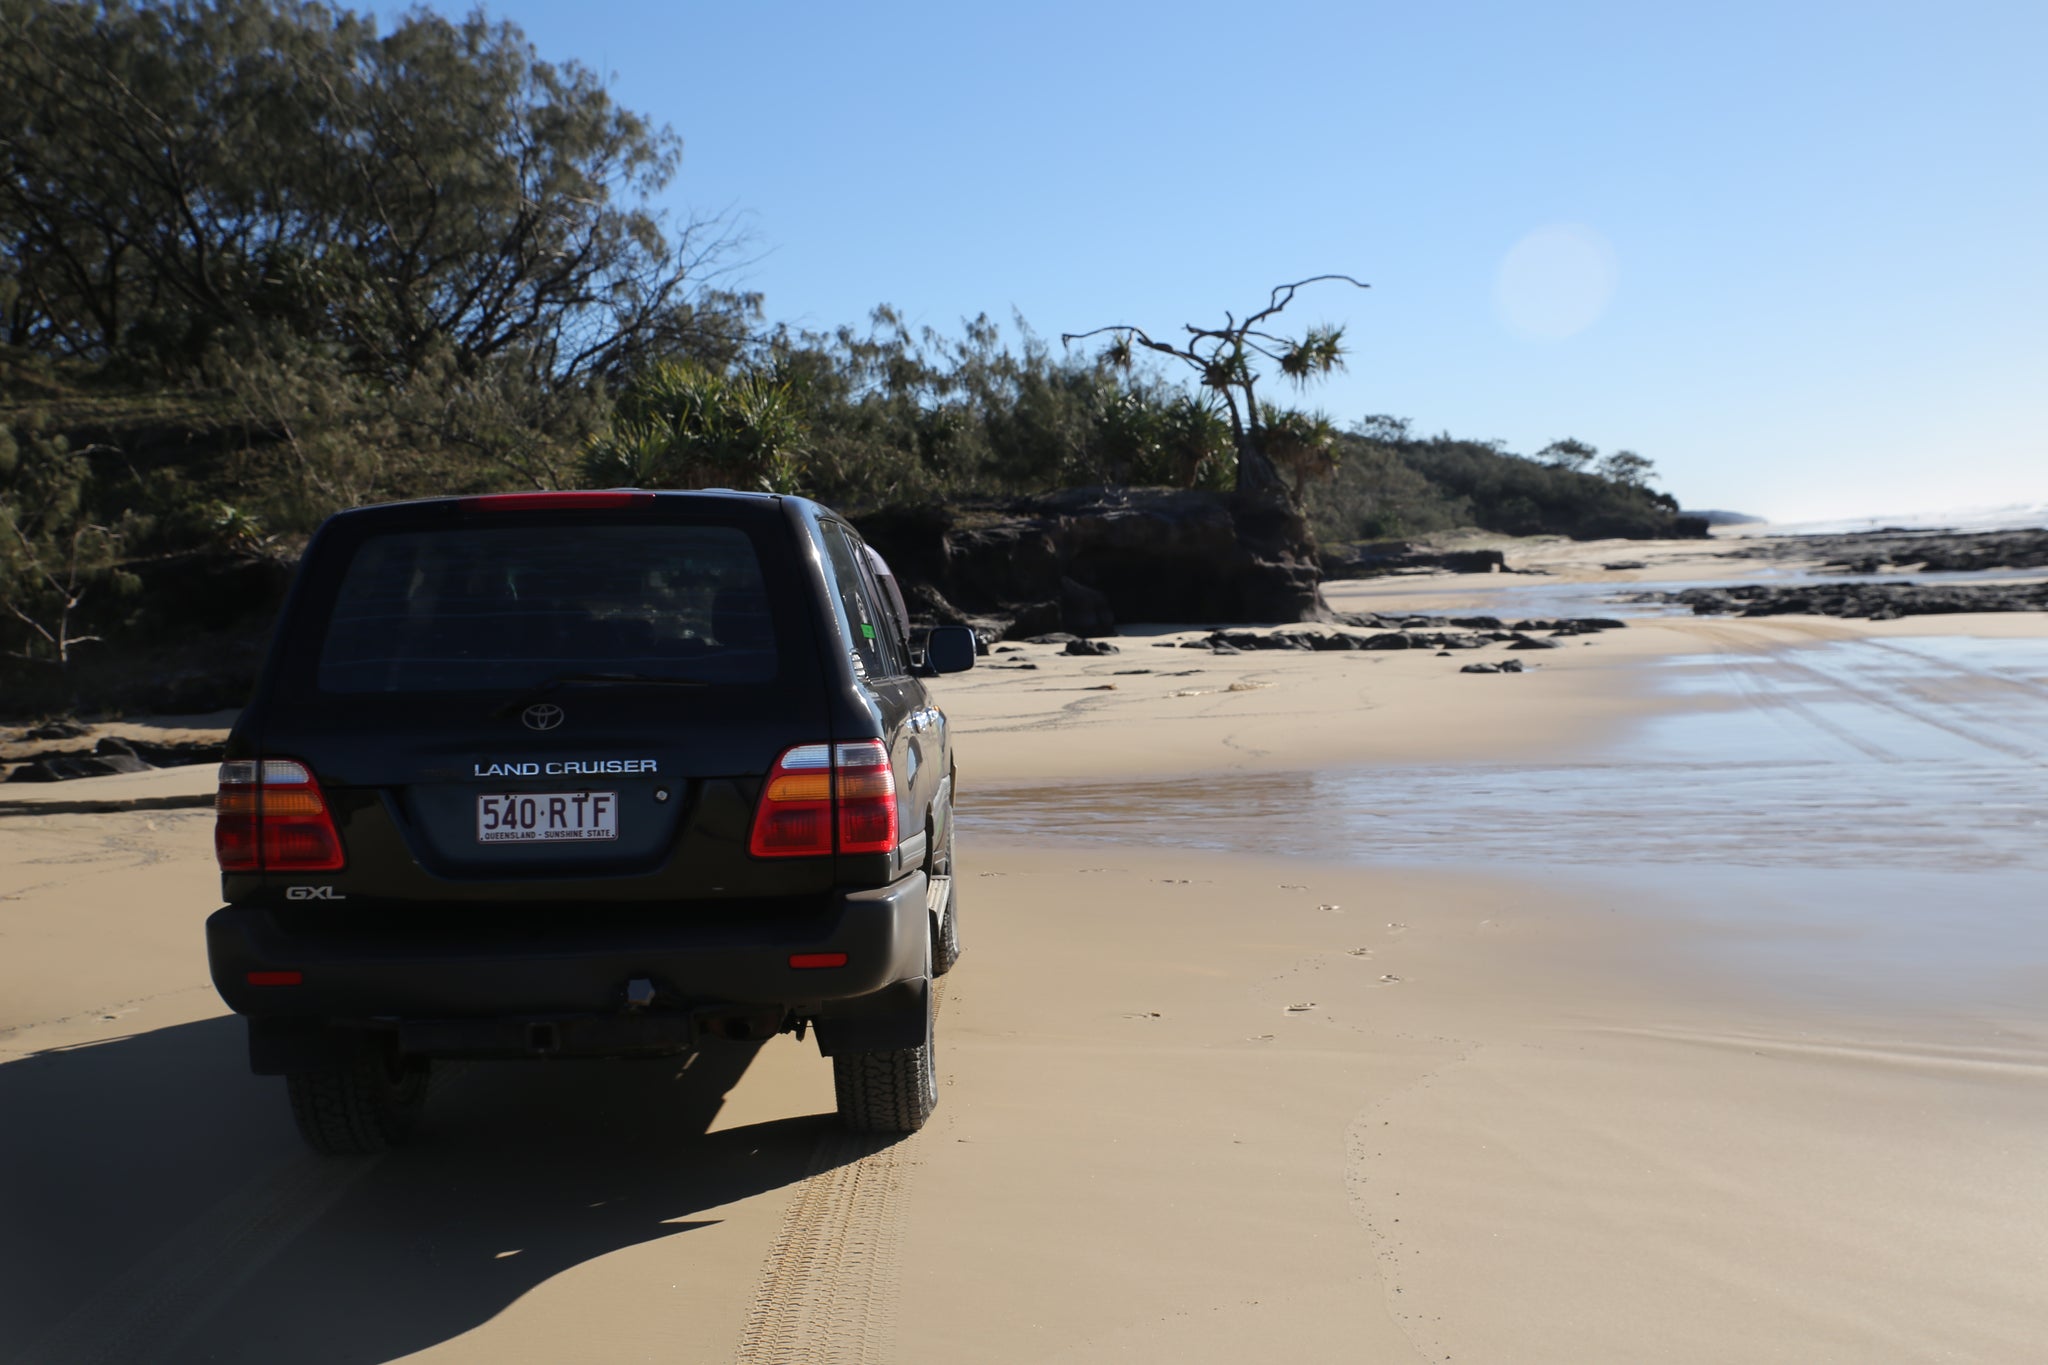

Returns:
492,672,707,719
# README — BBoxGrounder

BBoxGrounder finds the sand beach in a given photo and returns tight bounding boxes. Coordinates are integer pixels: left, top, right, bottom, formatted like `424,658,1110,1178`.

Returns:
3,535,2046,1363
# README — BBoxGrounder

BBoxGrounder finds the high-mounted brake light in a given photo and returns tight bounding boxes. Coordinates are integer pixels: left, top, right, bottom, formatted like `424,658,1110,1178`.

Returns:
748,740,899,858
461,491,655,512
215,759,346,873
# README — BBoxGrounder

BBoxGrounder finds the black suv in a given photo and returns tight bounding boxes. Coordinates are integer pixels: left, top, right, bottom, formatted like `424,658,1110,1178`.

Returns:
204,489,975,1153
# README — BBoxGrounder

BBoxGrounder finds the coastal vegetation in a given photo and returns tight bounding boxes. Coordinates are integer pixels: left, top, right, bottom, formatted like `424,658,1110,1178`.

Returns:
0,0,1697,712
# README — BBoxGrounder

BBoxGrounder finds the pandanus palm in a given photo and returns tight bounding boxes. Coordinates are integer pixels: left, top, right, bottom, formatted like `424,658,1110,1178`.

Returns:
1063,275,1368,504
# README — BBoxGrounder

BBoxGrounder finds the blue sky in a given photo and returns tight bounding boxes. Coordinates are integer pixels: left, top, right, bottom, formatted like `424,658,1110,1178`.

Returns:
402,1,2043,522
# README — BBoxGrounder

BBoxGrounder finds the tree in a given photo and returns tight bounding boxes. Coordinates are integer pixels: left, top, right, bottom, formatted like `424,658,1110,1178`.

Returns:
0,0,750,383
1062,275,1370,502
1599,450,1656,488
1538,438,1598,472
1354,414,1413,444
0,423,135,668
582,361,807,494
1097,389,1234,489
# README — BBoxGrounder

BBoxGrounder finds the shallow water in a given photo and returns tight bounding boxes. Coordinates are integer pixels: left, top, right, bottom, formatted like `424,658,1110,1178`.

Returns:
963,634,2048,1007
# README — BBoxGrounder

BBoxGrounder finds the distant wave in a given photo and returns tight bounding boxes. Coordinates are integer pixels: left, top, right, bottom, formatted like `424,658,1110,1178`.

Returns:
1732,502,2048,538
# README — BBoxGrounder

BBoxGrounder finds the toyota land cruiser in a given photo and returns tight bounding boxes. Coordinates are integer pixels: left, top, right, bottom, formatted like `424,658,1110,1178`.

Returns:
203,489,974,1153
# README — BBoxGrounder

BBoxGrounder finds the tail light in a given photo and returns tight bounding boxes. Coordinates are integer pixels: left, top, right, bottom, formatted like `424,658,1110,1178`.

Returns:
832,741,898,854
215,759,346,873
749,740,899,858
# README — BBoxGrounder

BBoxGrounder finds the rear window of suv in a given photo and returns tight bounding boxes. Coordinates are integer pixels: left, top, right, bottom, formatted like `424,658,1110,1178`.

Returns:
316,523,777,693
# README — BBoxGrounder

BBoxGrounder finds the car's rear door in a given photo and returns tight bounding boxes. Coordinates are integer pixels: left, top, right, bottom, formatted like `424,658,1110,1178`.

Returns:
814,520,939,875
249,494,837,906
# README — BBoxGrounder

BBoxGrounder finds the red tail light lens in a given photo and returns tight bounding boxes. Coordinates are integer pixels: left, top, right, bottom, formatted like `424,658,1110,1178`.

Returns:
748,740,898,858
833,741,898,854
749,744,834,857
215,759,346,873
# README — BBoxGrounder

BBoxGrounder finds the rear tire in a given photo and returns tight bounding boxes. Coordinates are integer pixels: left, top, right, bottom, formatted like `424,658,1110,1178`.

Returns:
833,940,938,1134
286,1038,430,1155
932,878,961,976
930,820,961,977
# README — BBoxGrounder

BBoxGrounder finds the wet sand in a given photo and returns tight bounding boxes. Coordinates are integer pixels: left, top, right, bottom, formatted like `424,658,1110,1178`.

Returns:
4,539,2047,1362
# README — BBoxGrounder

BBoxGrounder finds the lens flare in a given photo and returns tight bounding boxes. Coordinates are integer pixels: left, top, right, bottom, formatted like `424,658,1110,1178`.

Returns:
1495,224,1619,339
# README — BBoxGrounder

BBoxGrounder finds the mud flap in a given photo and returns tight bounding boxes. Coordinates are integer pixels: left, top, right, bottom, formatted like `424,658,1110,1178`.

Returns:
811,976,929,1056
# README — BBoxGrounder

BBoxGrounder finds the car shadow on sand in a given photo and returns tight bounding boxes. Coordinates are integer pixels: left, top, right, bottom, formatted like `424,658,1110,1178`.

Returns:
0,1014,867,1363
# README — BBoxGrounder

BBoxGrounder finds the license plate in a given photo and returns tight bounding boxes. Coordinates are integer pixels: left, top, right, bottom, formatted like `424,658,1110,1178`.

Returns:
476,791,619,843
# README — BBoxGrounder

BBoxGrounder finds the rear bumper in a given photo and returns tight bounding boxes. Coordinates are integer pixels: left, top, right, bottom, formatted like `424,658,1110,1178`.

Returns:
206,873,927,1029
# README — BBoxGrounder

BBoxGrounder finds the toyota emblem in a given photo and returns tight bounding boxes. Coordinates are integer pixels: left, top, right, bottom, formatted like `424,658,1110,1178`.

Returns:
522,703,565,731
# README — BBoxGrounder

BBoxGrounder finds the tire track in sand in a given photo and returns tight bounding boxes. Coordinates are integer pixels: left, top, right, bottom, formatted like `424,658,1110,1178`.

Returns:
732,981,941,1365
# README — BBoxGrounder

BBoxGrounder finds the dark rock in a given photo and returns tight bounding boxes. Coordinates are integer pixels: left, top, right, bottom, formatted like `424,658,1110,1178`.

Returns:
1362,633,1414,650
1723,527,2048,575
903,583,1012,650
1460,662,1501,674
120,738,224,767
1059,577,1117,638
1507,636,1561,650
854,485,1324,643
94,736,139,757
26,720,89,740
1624,581,2048,620
7,752,151,781
1063,639,1120,656
1024,633,1081,646
1602,560,1648,571
1448,616,1505,630
1323,542,1507,578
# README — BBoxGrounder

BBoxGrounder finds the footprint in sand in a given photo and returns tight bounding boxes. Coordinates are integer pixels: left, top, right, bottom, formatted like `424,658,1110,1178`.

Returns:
1286,1002,1317,1013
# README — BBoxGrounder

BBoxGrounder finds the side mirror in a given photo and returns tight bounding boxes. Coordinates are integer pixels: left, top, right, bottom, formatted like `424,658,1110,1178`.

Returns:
925,625,977,674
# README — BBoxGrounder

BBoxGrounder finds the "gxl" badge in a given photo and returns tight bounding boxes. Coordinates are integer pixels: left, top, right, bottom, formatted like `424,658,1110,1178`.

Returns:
285,885,347,901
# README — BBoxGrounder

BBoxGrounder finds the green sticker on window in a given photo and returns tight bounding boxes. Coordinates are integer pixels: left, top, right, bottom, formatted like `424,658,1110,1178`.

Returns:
860,623,875,638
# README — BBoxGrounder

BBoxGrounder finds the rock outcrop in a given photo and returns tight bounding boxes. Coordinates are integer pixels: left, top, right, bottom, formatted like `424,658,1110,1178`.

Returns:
1320,542,1507,578
855,486,1324,641
1731,528,2048,575
1626,581,2048,620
